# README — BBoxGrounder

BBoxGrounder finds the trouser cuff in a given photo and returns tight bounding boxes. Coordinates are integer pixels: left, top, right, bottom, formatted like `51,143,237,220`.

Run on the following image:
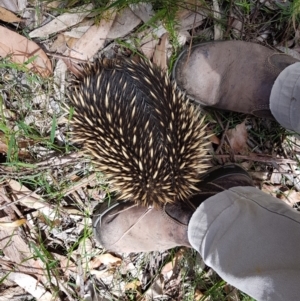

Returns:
270,62,300,133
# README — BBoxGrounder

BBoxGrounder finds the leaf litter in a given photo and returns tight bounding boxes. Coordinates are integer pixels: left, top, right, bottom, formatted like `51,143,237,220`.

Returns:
0,0,299,300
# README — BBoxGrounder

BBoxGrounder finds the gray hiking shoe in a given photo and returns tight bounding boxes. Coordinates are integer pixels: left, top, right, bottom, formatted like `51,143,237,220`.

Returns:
92,164,254,253
172,40,298,118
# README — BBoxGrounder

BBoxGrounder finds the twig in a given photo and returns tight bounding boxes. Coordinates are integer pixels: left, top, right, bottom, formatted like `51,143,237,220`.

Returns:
35,153,82,166
224,0,233,38
215,120,230,154
184,0,198,69
0,188,41,210
61,173,98,196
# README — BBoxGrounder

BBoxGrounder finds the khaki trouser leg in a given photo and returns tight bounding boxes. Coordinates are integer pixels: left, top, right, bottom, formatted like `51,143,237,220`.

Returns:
188,186,300,301
270,62,300,133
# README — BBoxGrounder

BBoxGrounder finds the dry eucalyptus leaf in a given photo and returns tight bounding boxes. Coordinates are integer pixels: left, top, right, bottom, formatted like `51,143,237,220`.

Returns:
0,6,22,22
49,34,67,53
44,0,61,9
53,59,68,102
0,26,52,77
176,8,206,31
0,131,33,159
60,257,77,275
145,276,164,298
66,10,116,61
280,190,300,206
0,218,26,228
90,268,115,280
125,279,141,291
107,7,141,39
8,273,53,301
0,216,49,300
139,24,167,45
129,2,153,23
29,4,93,38
0,132,8,153
161,249,184,281
0,2,17,12
177,30,190,46
194,289,204,300
140,25,167,58
231,13,243,38
141,39,158,59
270,171,282,184
64,20,94,38
66,36,78,49
89,253,122,269
227,120,248,154
8,179,57,220
0,286,28,300
212,0,223,40
209,134,220,145
251,170,269,181
153,33,168,70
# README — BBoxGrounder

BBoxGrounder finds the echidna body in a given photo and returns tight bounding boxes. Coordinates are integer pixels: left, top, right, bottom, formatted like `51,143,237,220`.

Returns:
69,58,210,206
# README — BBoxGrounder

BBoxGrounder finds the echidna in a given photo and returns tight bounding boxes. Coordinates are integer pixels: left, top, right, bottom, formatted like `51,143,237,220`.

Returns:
68,58,210,206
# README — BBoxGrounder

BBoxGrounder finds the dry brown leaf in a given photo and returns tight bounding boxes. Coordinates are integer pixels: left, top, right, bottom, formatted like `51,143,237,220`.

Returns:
270,171,282,184
8,273,53,301
44,0,61,9
139,25,167,59
125,279,141,291
161,249,185,281
29,4,93,38
64,20,94,39
194,289,204,300
261,184,281,198
90,268,115,279
0,132,8,154
107,7,141,39
49,34,67,53
212,0,223,40
145,276,164,298
0,286,28,300
141,39,158,59
0,215,50,299
227,120,248,154
0,218,33,270
0,218,26,228
89,254,121,281
59,257,77,274
176,7,206,31
280,190,300,206
0,0,21,13
130,3,154,23
0,26,52,77
66,10,116,61
153,33,168,70
8,180,57,220
89,253,122,269
0,7,22,22
66,36,78,49
209,134,220,145
0,132,33,159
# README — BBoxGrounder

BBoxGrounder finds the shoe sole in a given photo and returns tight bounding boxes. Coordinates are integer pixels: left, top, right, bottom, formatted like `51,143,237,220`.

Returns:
199,163,251,184
92,164,251,237
92,200,120,238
